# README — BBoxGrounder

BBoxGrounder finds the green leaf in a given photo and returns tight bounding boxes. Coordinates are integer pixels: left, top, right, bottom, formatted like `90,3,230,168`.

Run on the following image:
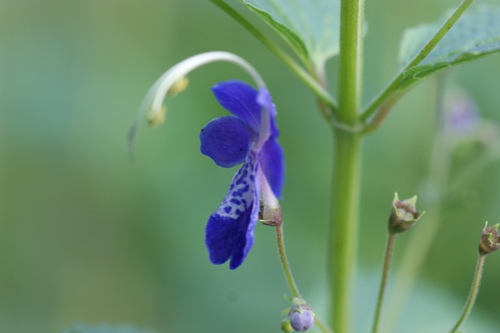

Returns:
60,324,160,333
399,4,500,84
240,0,340,69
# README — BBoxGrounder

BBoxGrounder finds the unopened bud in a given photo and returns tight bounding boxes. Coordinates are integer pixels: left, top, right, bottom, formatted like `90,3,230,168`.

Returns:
388,193,423,234
479,222,500,255
288,298,314,332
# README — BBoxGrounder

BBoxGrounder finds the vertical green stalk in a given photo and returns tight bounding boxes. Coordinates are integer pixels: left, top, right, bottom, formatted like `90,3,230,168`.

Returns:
330,131,363,333
338,0,364,124
332,0,365,331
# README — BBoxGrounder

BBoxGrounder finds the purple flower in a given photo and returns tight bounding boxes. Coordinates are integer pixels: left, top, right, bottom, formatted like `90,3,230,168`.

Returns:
200,80,284,269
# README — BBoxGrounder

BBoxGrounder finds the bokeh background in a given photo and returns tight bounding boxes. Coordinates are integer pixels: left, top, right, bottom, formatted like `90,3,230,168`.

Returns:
1,1,500,332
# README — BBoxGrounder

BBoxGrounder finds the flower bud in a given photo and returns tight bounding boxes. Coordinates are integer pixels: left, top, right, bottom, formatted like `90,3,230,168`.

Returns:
388,193,423,234
479,222,500,255
288,298,314,332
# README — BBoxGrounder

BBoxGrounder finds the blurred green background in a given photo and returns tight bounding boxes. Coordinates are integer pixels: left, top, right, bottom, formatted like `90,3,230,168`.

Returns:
1,1,500,332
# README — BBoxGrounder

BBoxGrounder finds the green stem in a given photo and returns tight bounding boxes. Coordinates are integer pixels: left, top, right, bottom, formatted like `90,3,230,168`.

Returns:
332,0,365,331
330,132,363,333
450,254,486,333
211,0,338,113
384,212,442,333
275,224,334,333
338,0,364,125
371,233,396,333
360,0,475,130
276,223,302,299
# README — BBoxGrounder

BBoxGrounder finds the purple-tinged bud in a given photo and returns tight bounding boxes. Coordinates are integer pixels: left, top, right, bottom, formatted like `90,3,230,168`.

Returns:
479,222,500,255
288,298,314,332
388,193,423,234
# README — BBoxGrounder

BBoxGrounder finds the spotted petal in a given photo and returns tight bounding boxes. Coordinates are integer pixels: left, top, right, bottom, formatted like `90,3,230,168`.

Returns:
205,152,260,269
258,138,285,198
211,80,262,133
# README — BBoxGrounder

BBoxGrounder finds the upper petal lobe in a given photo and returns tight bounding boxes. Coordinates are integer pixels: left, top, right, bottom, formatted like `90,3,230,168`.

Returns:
212,80,262,133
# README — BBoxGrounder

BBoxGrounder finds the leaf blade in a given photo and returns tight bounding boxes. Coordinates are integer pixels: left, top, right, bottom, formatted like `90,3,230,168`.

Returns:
399,4,500,84
240,0,340,69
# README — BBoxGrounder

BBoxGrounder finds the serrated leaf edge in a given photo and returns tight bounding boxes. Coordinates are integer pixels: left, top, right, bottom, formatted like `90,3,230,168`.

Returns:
240,1,310,63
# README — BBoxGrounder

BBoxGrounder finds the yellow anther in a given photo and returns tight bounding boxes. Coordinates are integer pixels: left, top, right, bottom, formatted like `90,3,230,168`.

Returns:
147,106,166,127
167,77,189,96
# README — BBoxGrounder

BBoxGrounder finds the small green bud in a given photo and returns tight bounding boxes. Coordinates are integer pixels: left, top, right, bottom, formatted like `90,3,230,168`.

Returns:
281,319,294,333
479,222,500,255
388,193,423,234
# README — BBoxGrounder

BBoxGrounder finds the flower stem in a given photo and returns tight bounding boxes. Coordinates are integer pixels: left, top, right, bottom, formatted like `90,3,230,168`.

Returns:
276,223,301,299
275,224,334,333
384,212,442,332
450,253,486,333
371,233,396,333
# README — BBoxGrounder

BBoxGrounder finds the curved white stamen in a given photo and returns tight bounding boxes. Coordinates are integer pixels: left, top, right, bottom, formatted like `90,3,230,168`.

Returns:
257,97,271,149
128,51,266,157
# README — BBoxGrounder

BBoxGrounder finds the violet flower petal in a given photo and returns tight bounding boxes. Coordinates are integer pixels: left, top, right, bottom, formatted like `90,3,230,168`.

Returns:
200,115,253,168
258,138,285,198
205,152,260,269
211,80,262,133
